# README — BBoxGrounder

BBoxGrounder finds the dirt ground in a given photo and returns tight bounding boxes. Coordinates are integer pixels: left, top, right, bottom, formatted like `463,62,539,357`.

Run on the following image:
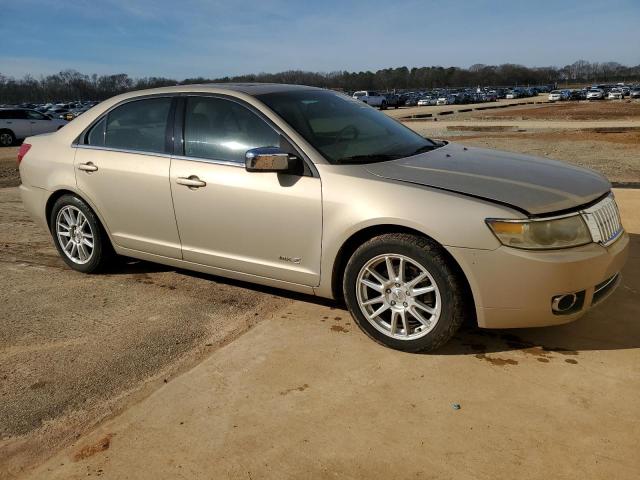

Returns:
0,148,19,188
0,186,292,475
469,100,640,121
437,130,640,184
1,98,640,476
397,101,640,184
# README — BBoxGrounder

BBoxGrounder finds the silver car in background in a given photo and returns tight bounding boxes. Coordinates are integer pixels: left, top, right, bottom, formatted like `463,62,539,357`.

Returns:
0,108,67,146
18,84,629,352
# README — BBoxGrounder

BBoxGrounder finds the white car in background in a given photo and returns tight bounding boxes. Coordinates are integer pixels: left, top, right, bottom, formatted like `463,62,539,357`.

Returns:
352,91,388,109
607,89,624,100
548,90,564,101
0,108,67,146
586,88,605,100
436,96,453,105
417,96,436,106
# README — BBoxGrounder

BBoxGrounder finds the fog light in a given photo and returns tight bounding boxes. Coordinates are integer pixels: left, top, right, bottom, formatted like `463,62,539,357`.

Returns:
551,291,585,315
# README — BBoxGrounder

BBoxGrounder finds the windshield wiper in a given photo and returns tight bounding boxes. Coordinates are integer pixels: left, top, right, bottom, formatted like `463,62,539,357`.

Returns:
408,144,439,156
335,154,399,164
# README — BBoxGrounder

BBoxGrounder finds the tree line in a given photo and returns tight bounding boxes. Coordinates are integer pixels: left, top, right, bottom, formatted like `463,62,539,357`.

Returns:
1,60,639,104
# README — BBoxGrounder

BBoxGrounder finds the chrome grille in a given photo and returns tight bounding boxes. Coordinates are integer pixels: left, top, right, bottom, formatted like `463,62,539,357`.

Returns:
581,194,623,246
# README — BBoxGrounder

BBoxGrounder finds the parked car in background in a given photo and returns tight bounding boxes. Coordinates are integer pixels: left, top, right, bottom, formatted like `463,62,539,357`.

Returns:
548,90,565,101
586,88,605,100
417,96,436,106
505,90,518,99
384,93,403,109
436,96,454,105
570,89,587,100
0,108,67,146
630,87,640,98
353,91,388,109
607,88,624,100
18,84,628,352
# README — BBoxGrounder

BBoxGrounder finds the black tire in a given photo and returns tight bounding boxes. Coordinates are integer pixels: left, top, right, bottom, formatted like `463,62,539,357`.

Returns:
379,101,387,110
0,129,16,147
343,233,468,353
49,194,113,273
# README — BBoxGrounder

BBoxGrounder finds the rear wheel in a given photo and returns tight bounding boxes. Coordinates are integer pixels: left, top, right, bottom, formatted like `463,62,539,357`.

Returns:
343,233,467,352
379,101,387,110
0,130,15,147
50,194,113,273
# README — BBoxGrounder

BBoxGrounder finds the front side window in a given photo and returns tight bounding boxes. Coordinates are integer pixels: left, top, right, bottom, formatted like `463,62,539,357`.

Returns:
257,90,437,164
183,97,279,163
85,97,171,153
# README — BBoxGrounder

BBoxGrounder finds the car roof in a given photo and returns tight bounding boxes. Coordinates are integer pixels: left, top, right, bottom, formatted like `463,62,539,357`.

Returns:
169,83,321,96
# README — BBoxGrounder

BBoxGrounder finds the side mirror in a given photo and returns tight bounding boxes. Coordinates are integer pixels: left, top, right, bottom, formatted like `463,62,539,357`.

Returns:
245,147,299,173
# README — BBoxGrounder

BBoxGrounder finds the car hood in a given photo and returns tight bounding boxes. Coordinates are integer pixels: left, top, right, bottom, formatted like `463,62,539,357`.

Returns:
364,142,610,215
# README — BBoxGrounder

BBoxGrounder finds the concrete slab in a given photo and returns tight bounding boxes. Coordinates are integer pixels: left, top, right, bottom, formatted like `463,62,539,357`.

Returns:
22,193,640,480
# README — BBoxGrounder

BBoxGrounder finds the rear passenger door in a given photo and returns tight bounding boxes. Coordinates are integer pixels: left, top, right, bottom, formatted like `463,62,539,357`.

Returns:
26,110,54,135
74,96,182,258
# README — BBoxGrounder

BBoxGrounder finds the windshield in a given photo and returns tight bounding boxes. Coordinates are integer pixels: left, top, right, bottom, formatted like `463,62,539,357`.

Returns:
257,90,437,164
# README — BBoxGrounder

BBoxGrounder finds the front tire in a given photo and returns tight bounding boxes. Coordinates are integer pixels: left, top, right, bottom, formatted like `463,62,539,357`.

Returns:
343,233,467,352
50,194,112,273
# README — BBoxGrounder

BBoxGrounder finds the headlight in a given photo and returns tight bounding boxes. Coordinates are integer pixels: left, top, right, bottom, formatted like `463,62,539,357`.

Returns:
486,215,592,250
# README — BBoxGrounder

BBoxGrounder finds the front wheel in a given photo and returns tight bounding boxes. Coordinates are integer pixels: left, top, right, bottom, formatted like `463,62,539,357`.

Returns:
343,233,468,352
379,101,387,110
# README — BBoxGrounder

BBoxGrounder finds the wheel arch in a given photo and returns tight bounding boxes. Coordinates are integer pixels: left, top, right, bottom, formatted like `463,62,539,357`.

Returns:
44,189,114,247
330,224,477,323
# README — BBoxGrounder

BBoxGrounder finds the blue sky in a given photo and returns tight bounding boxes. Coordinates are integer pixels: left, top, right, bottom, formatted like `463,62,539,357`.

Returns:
1,0,638,79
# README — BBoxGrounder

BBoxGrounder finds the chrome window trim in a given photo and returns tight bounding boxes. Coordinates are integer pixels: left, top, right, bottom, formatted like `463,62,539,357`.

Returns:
73,143,173,159
171,154,244,168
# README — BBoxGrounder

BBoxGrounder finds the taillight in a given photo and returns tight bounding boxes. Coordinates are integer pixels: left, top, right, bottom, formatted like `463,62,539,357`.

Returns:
17,143,31,166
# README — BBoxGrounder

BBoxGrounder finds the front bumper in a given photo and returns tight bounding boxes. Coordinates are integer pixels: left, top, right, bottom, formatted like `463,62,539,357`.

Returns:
448,232,630,328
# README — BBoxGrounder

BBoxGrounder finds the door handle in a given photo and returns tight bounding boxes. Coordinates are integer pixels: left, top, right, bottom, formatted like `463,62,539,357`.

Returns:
78,162,98,172
176,176,206,188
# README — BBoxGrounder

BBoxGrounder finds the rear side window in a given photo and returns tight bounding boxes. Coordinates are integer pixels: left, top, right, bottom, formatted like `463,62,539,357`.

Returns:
183,97,279,163
4,110,28,119
85,97,171,153
26,110,47,120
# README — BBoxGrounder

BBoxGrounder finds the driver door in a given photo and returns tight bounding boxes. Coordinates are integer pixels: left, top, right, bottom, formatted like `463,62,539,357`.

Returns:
170,96,322,286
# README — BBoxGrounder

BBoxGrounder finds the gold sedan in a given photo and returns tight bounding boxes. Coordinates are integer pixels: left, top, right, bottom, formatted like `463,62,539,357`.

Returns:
18,84,629,352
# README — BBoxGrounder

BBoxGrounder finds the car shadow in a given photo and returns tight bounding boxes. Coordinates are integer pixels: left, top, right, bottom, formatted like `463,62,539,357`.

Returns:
104,256,338,308
105,234,638,355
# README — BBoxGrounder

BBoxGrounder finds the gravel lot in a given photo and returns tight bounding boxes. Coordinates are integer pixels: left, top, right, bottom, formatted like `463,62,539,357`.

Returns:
400,100,640,183
0,186,292,474
1,98,639,475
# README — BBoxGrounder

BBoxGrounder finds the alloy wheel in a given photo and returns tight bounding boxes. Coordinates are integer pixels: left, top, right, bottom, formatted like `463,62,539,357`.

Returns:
0,133,13,146
56,206,95,264
355,254,441,340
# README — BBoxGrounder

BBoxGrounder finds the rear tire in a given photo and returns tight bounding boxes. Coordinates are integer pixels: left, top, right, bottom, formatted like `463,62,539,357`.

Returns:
0,130,16,147
343,233,467,353
50,194,113,273
379,101,387,110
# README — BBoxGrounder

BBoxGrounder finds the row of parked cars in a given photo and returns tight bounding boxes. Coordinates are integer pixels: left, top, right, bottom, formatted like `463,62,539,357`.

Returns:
548,84,640,102
0,100,100,147
352,86,550,109
16,100,100,121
